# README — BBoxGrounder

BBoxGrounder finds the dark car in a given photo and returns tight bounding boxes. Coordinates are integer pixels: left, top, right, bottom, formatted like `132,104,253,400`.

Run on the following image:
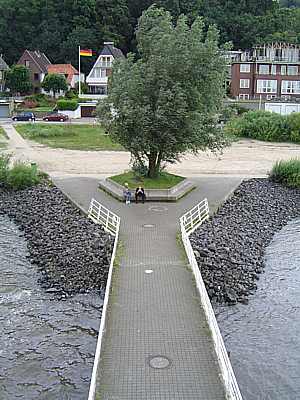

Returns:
12,112,36,121
43,113,68,122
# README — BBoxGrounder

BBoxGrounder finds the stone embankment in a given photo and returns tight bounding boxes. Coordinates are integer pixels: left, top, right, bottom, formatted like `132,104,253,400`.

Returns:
0,183,113,299
190,179,300,305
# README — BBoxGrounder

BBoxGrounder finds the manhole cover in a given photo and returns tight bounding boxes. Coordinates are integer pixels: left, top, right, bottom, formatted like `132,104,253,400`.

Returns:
148,206,168,212
145,269,153,274
143,224,155,228
149,356,171,369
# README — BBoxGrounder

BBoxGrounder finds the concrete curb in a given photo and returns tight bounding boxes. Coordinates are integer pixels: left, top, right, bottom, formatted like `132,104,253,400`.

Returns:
99,177,196,202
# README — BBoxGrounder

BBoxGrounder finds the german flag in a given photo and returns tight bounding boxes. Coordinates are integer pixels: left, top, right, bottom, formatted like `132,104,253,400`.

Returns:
80,49,93,57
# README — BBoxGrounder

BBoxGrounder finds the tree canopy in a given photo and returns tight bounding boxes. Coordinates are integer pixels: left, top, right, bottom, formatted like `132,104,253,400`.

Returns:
98,6,228,178
5,65,32,95
42,73,68,97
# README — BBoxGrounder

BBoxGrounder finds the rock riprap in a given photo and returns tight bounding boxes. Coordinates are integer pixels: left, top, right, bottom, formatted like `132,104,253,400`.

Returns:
190,179,300,305
0,183,114,298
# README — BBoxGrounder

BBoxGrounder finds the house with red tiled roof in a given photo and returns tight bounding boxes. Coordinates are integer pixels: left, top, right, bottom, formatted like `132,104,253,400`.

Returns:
17,50,51,93
47,64,84,89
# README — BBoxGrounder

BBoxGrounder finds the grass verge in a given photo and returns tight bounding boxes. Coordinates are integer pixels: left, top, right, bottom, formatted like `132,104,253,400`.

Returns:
19,106,54,112
0,126,7,149
15,123,124,151
110,170,185,189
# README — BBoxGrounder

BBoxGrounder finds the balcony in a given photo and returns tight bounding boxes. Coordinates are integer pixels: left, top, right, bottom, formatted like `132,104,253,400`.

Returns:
79,94,108,101
97,62,112,68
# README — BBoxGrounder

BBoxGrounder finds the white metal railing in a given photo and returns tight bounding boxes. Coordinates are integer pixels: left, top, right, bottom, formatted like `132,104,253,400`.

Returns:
180,198,210,235
87,198,120,400
88,198,120,236
180,201,243,400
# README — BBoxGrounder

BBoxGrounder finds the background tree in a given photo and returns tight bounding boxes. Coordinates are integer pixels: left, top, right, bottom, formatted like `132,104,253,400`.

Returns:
98,6,228,178
5,65,32,95
0,0,299,67
42,73,68,98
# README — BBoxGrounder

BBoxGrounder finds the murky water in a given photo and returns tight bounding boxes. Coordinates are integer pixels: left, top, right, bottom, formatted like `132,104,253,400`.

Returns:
0,215,103,400
216,218,300,400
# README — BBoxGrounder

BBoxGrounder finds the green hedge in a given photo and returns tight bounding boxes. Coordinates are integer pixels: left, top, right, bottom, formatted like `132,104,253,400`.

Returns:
225,110,300,143
270,158,300,188
56,99,79,111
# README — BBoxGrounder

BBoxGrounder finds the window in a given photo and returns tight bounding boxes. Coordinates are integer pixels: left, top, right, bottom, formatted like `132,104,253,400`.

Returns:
240,79,250,88
281,80,300,94
239,94,249,100
25,60,30,67
257,79,277,93
90,85,107,94
281,65,287,75
34,73,39,81
91,68,106,78
258,64,270,74
271,65,277,75
287,66,298,75
266,94,276,100
240,64,250,73
0,71,2,80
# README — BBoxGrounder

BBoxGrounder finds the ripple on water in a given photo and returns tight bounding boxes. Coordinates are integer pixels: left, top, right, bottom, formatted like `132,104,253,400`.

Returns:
215,218,300,400
0,215,103,400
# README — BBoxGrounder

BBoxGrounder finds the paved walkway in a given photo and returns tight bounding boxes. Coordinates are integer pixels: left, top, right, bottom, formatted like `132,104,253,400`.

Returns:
54,176,242,400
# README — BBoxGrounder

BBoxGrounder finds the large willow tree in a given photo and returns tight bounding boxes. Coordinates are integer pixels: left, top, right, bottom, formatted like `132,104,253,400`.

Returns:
98,6,229,178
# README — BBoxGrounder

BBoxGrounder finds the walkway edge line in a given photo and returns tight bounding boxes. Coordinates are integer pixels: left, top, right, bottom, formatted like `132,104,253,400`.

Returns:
180,200,243,400
87,200,120,400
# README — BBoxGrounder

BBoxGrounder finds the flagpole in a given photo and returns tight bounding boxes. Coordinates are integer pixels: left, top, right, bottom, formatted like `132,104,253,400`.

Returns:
78,45,81,97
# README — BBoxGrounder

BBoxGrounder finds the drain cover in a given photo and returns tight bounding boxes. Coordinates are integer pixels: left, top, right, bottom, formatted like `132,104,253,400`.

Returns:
149,206,168,212
143,224,155,228
149,356,171,369
145,269,153,274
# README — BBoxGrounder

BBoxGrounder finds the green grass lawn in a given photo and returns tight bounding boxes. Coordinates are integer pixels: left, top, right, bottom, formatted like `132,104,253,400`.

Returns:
110,171,185,189
15,124,124,151
20,106,54,112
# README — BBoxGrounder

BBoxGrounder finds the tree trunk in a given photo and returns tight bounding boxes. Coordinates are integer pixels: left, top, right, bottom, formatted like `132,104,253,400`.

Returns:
148,151,158,178
148,151,163,178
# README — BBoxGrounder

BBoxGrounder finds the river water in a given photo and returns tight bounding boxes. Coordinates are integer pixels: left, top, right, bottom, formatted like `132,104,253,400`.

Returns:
1,215,300,399
216,218,300,400
0,215,103,400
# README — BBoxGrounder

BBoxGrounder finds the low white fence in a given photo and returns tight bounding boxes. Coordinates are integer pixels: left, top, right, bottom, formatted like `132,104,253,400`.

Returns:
180,198,210,235
180,200,243,400
87,198,120,400
88,198,120,236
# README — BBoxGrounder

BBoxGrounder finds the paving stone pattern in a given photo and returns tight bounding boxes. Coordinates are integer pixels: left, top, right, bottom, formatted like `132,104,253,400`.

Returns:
54,176,242,400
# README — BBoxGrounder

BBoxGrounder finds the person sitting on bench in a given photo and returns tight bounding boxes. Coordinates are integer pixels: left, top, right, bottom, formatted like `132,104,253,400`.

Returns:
135,186,146,203
123,183,132,204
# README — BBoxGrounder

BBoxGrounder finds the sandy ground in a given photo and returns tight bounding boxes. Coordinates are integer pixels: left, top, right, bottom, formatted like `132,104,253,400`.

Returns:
1,124,300,178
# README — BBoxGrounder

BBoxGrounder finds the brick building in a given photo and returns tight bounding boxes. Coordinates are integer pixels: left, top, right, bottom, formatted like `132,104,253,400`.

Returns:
230,43,300,100
17,50,51,93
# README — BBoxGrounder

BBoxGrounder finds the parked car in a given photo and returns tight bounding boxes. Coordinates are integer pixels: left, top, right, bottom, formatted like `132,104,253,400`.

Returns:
12,112,36,121
43,113,68,122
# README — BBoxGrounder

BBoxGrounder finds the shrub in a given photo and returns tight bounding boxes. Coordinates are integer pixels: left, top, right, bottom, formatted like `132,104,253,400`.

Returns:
0,154,10,185
57,99,78,111
22,99,38,108
225,110,290,142
6,162,41,190
24,94,55,107
269,158,300,188
65,89,78,99
286,112,300,143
